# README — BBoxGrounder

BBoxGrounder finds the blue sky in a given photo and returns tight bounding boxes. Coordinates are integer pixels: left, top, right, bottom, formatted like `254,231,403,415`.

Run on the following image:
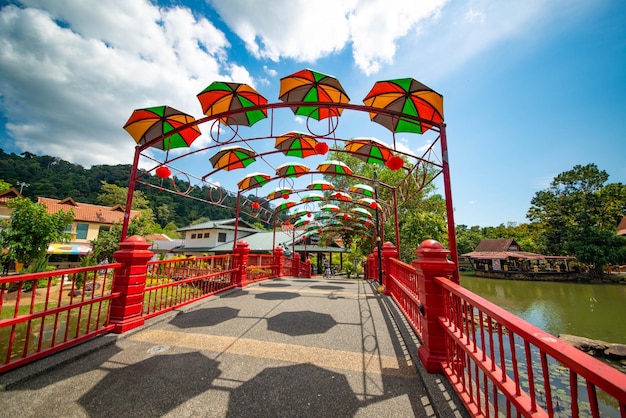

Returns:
0,0,624,227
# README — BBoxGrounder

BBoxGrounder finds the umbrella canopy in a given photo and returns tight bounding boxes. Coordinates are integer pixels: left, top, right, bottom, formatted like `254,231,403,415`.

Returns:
238,172,271,190
359,217,375,227
209,146,257,171
317,160,352,175
321,204,340,212
197,81,268,127
307,180,335,191
276,162,310,178
293,217,311,227
350,207,373,218
345,137,392,165
358,197,381,210
349,184,374,197
123,105,201,150
267,187,293,200
330,191,352,202
363,78,444,134
274,131,319,158
315,212,332,220
300,192,324,203
275,200,297,212
279,69,350,121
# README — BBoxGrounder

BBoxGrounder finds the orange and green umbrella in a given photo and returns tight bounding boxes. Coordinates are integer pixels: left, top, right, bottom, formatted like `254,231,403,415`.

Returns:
197,82,268,127
275,131,319,158
349,184,374,197
276,162,310,178
209,146,257,171
300,192,323,203
267,187,293,200
307,179,335,191
351,207,373,218
363,78,443,134
317,160,352,175
321,204,340,212
330,191,352,202
345,137,392,165
358,197,381,210
238,172,271,190
123,105,201,150
279,69,350,120
275,201,297,212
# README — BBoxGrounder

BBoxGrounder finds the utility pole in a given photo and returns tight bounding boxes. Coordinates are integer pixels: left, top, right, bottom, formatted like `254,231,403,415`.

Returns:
17,182,29,194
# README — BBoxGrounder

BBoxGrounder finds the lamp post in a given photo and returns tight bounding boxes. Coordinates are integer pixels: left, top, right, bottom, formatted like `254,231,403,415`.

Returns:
17,182,29,194
373,169,383,286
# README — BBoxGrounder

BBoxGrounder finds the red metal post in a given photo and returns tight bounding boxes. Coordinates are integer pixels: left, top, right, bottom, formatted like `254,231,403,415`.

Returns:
439,124,460,283
305,259,311,278
382,241,398,295
109,235,153,333
413,239,456,373
232,240,250,287
273,245,284,277
121,147,141,241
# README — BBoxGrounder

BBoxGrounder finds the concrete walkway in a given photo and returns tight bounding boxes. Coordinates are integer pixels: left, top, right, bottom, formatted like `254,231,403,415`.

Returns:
0,277,467,418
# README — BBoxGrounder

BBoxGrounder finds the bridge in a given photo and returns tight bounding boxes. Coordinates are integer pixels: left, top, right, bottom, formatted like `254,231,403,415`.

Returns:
1,237,625,416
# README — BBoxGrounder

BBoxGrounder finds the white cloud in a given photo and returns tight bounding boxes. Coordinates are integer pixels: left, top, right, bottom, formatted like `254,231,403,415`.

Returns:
0,1,235,167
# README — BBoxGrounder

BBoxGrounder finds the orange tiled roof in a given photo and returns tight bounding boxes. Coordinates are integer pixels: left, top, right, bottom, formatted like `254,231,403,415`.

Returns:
0,188,22,203
38,197,140,224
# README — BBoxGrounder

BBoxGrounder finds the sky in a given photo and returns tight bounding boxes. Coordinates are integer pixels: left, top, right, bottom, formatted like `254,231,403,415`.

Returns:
0,0,625,228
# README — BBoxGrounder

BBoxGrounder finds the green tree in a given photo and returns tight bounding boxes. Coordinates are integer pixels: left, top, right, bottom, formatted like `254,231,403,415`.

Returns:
527,164,626,277
0,179,11,192
0,198,74,270
91,216,151,262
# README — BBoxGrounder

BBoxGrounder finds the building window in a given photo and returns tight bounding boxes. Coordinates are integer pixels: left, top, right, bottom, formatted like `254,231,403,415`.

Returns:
204,233,210,238
191,233,196,239
98,225,110,234
218,232,227,242
75,223,89,240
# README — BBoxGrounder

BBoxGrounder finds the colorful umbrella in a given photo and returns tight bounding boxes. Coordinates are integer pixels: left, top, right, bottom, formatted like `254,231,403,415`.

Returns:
197,81,267,127
293,217,311,227
349,184,374,197
209,146,257,171
363,78,444,134
350,207,373,218
274,131,319,158
307,180,335,191
345,137,392,165
237,172,271,190
317,160,352,175
315,212,332,220
279,69,350,120
123,105,201,150
275,201,297,212
330,191,352,202
305,223,320,231
321,204,340,212
267,187,293,200
358,197,381,210
359,217,375,228
300,192,324,203
276,162,310,178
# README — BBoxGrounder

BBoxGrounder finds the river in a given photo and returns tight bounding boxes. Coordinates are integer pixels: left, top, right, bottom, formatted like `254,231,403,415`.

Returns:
459,273,626,345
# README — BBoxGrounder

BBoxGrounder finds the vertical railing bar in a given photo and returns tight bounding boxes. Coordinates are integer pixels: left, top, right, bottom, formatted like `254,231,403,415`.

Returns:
524,340,537,412
586,380,600,418
509,332,521,396
540,351,554,416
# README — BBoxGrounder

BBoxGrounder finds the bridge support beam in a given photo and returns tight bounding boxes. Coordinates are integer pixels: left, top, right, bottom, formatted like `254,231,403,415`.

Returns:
110,236,153,333
233,240,250,287
382,241,398,295
413,239,456,373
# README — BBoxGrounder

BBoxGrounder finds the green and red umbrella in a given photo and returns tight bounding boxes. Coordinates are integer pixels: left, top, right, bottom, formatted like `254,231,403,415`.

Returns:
321,204,340,212
350,207,373,218
274,131,319,158
209,146,257,171
300,192,323,203
279,69,350,121
358,197,381,210
317,160,352,175
330,191,352,202
315,212,332,220
276,162,310,178
363,78,444,134
197,82,268,127
123,105,201,150
345,137,392,165
237,172,271,190
349,184,374,197
275,200,297,212
307,180,335,191
267,187,293,200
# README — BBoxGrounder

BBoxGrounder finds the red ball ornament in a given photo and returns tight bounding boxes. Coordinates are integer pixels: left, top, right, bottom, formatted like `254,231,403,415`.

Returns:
284,221,290,226
307,212,312,218
251,202,260,210
315,142,329,155
156,165,171,178
369,201,378,209
385,155,404,171
282,193,290,199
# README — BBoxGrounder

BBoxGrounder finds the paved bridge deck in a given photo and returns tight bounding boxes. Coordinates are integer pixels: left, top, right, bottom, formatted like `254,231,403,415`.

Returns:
0,277,467,417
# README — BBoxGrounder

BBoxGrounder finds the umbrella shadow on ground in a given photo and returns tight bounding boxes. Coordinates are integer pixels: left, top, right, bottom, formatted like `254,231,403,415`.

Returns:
219,289,249,298
227,363,360,417
310,285,344,291
266,311,336,336
254,291,300,301
168,307,240,329
3,340,122,391
78,351,220,417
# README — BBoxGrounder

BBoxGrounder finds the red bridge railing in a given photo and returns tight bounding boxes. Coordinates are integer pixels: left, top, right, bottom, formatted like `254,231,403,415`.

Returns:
368,239,626,417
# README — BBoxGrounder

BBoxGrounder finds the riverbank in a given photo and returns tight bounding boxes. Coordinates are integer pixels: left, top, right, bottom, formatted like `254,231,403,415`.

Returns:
559,334,626,372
